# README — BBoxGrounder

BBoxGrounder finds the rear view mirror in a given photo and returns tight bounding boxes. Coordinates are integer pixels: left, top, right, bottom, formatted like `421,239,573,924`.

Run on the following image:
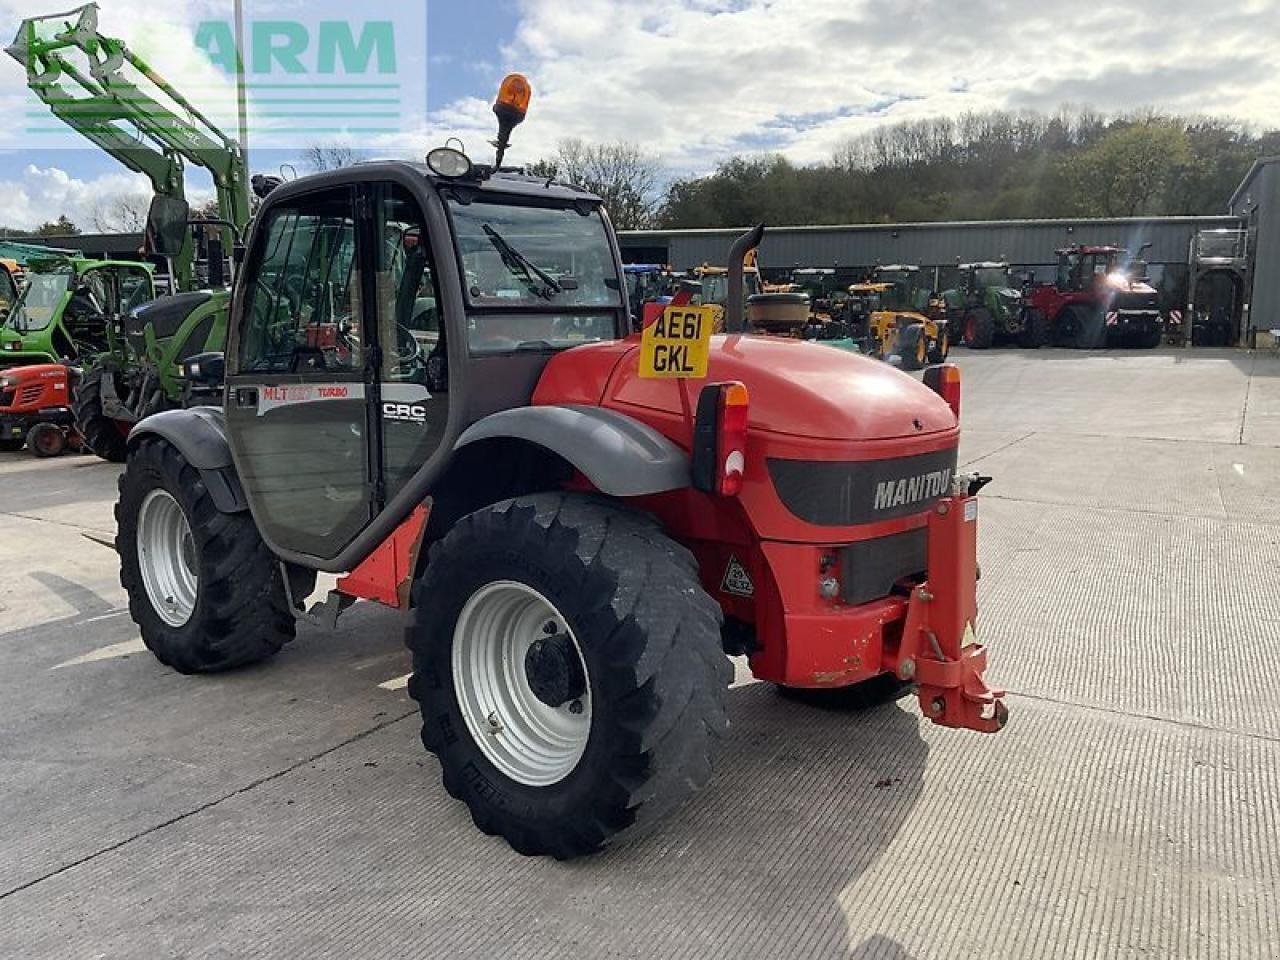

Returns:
145,195,191,258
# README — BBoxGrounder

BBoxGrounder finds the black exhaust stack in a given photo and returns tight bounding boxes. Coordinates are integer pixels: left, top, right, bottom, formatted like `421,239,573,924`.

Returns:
725,223,765,333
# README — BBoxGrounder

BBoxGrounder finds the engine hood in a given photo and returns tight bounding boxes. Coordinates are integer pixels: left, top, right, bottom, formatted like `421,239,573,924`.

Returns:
599,335,958,442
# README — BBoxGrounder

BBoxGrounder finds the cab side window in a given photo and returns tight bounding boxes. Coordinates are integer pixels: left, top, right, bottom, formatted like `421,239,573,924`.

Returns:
239,187,361,375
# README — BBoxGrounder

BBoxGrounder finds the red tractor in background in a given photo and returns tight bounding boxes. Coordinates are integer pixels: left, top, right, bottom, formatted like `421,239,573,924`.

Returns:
0,363,81,457
112,74,1006,859
1026,244,1163,349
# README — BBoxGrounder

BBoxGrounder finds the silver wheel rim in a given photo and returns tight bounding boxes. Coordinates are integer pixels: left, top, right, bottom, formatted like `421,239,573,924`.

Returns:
451,581,591,787
136,489,198,628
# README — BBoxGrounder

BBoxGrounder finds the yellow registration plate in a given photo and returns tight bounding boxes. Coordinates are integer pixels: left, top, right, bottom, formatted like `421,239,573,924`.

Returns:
638,304,715,379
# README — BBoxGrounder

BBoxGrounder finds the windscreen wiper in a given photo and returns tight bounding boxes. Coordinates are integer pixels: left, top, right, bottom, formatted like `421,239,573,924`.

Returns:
482,224,563,299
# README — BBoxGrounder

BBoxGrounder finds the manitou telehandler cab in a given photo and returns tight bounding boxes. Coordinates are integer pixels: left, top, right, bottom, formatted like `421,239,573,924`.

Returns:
116,75,1006,859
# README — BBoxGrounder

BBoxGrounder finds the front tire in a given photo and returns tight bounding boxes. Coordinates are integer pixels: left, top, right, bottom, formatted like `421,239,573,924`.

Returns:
1018,308,1049,349
74,363,130,463
117,437,294,673
407,493,732,859
964,309,996,349
927,328,950,364
27,422,66,458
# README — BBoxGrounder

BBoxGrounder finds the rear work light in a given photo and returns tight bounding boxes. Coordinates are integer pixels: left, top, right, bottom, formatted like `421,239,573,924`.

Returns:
692,381,749,496
923,363,961,418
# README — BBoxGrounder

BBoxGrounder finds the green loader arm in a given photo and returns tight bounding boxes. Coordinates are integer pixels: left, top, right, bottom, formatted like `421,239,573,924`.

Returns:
6,4,252,290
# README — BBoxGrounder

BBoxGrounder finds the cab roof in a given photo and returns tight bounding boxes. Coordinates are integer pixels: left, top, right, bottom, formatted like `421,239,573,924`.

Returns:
265,159,605,207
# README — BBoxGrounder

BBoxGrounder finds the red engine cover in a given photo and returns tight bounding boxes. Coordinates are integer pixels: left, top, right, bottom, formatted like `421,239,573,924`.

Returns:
0,363,69,413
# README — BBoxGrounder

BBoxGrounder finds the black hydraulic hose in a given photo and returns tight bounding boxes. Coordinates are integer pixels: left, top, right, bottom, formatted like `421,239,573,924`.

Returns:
725,223,765,333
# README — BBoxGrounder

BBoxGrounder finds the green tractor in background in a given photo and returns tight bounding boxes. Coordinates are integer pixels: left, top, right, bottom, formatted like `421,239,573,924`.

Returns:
944,261,1048,350
0,256,156,368
9,4,255,461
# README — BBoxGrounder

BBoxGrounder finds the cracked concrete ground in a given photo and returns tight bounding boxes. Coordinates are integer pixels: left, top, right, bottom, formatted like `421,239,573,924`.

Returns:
1,346,1277,959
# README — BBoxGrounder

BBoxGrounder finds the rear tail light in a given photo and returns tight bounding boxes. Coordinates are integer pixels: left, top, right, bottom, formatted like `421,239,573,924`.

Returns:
692,381,749,496
923,363,961,418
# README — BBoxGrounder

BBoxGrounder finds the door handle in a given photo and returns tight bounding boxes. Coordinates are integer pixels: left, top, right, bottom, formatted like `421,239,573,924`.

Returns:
234,387,258,409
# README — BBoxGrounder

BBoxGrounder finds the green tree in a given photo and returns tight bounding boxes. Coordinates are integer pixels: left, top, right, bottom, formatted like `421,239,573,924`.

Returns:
34,214,81,236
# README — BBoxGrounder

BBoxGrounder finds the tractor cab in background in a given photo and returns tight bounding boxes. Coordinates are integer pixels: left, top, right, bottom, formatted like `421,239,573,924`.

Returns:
942,261,1047,349
1026,244,1163,349
0,258,21,319
0,257,155,367
623,263,677,320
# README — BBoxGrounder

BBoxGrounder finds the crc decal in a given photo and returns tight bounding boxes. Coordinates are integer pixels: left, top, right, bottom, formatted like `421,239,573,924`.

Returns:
720,555,754,598
382,401,427,424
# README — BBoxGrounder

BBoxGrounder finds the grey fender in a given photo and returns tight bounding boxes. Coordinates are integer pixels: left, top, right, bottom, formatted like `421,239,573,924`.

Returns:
454,405,691,497
128,407,249,513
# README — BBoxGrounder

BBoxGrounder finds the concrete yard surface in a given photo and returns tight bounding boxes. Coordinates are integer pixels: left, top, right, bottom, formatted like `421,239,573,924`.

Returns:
0,347,1278,959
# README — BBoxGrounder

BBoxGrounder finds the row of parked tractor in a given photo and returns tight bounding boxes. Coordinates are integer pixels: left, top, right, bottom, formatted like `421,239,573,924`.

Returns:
625,241,1165,371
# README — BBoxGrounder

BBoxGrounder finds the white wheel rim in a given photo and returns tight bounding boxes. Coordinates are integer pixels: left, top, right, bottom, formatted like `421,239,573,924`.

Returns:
451,581,592,786
136,489,198,627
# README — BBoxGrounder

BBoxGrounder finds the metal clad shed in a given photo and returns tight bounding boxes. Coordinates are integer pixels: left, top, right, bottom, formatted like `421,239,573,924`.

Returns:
620,216,1241,272
1230,157,1280,334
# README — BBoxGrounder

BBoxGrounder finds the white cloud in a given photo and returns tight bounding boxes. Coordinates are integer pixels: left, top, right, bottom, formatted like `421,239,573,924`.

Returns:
0,164,213,232
413,0,1280,174
0,0,1276,210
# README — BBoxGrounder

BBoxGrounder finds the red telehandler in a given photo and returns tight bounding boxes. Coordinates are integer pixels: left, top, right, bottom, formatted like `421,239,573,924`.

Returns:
113,75,1006,858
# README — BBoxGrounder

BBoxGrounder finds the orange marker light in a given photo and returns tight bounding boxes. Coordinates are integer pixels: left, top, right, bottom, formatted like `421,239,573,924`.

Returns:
495,73,532,120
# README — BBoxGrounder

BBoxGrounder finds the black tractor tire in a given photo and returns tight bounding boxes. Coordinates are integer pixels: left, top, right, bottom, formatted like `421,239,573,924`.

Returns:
927,328,951,364
1018,308,1049,349
27,422,67,458
74,363,130,463
407,492,732,859
963,309,996,350
899,323,928,371
1135,324,1163,349
117,436,295,673
777,672,916,710
1061,305,1105,349
0,438,24,452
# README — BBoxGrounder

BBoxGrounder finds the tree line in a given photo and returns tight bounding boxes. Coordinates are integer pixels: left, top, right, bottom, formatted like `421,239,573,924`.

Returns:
6,109,1276,237
536,109,1280,230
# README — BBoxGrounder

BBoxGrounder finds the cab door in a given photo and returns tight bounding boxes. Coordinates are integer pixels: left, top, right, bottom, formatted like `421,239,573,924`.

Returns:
224,185,374,561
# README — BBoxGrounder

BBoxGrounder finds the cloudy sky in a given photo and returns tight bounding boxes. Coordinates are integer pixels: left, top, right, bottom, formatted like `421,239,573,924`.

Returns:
0,0,1277,230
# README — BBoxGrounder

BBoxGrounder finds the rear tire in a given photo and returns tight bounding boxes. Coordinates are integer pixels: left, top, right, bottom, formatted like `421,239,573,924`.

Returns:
74,363,130,463
117,436,294,673
963,309,996,349
1061,305,1105,349
1135,324,1163,349
1018,308,1049,349
27,422,66,458
407,493,732,859
900,323,927,370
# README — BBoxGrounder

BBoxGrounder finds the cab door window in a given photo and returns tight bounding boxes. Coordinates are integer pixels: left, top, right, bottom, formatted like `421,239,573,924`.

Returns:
239,189,361,375
226,185,371,560
370,183,449,501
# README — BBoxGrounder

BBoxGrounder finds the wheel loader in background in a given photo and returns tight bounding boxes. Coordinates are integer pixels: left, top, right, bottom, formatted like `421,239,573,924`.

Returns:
943,262,1048,349
836,266,950,370
113,73,1005,861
